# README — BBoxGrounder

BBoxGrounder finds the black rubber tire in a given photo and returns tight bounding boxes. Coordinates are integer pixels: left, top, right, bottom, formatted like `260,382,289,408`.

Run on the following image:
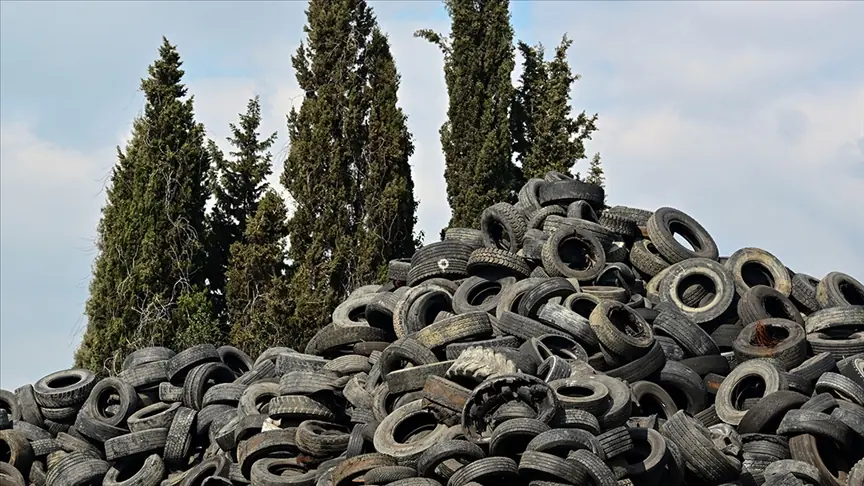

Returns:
652,309,720,358
646,207,719,264
518,278,577,319
816,271,864,308
777,409,852,447
103,453,165,486
656,360,707,414
166,344,220,385
738,285,805,327
32,369,97,409
589,300,654,360
480,202,527,253
659,258,735,324
127,402,181,433
733,318,807,371
538,179,605,209
715,359,787,426
489,418,551,458
724,247,792,298
661,411,740,484
452,276,515,314
181,362,236,411
104,428,168,462
790,272,821,314
631,239,670,279
466,247,531,279
541,225,606,281
408,241,472,286
737,390,809,434
495,278,544,318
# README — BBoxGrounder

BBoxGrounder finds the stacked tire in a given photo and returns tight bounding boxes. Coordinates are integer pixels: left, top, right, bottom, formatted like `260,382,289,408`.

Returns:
2,171,864,486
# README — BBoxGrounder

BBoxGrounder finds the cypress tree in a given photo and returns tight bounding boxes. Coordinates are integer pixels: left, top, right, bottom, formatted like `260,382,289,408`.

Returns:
282,0,376,339
511,35,599,181
354,28,420,285
415,0,517,229
206,96,278,327
76,37,216,373
225,190,295,355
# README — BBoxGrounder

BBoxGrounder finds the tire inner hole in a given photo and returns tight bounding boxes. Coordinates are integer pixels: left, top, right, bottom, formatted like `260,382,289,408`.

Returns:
267,462,305,476
97,390,119,418
749,323,789,348
494,430,535,458
608,307,647,338
663,386,690,411
137,403,169,419
393,411,438,444
557,385,596,398
638,394,670,418
568,297,597,319
256,392,277,413
839,280,864,306
815,435,849,480
419,292,452,326
348,305,368,323
646,241,662,256
365,305,392,330
115,456,146,481
488,219,511,251
538,336,578,358
762,295,794,320
676,274,717,308
47,374,80,389
741,262,775,289
558,236,595,271
0,440,10,463
468,281,502,305
669,222,702,252
223,355,249,375
511,293,527,314
731,375,767,410
622,441,652,463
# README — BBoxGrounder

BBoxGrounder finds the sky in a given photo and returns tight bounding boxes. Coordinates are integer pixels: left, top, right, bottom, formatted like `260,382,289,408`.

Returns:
1,1,862,390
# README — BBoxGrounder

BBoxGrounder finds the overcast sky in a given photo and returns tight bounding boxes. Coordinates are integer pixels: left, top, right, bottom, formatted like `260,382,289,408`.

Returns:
1,1,862,389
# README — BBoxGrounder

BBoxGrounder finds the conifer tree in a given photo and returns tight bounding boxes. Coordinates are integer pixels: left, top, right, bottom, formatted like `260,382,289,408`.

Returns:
281,0,377,338
584,152,605,189
355,28,420,285
512,35,599,182
76,37,216,373
206,97,278,326
225,190,295,355
415,0,517,229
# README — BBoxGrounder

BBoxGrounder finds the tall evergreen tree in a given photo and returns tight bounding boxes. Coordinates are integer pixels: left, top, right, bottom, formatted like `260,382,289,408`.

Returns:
206,97,278,327
225,190,295,355
354,28,420,285
415,0,517,229
281,0,377,338
76,37,216,373
511,35,599,182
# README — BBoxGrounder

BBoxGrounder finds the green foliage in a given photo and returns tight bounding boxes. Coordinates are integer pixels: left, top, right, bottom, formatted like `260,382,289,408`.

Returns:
282,0,377,339
584,152,605,189
206,96,278,327
512,35,599,182
354,28,420,286
76,37,217,374
415,0,517,229
225,190,296,356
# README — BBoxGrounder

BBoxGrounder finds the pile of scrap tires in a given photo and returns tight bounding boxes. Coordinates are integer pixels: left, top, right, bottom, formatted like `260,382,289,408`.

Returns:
2,171,864,486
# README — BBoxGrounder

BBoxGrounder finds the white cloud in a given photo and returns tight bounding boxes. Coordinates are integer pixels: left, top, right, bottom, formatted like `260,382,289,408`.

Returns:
524,1,864,279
